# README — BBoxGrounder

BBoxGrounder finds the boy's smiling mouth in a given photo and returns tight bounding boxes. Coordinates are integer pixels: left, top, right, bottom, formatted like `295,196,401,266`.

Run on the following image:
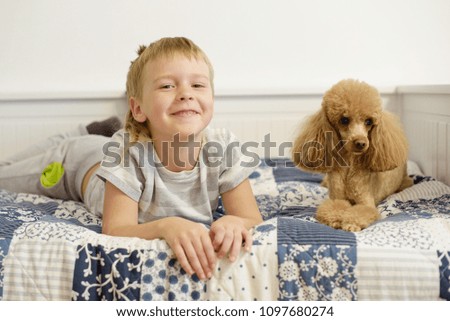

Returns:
171,109,200,117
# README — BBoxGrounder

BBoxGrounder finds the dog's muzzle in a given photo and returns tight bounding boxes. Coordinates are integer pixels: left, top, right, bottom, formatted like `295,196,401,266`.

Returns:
351,139,369,154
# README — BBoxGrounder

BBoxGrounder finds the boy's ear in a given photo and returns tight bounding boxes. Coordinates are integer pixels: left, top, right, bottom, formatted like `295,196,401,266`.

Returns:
129,97,147,123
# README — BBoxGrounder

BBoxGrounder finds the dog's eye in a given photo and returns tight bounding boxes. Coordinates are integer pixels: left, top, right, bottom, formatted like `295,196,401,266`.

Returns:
365,118,373,126
340,117,350,125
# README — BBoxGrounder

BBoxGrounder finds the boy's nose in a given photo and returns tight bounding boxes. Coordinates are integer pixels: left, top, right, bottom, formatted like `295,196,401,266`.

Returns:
180,95,193,101
178,87,194,101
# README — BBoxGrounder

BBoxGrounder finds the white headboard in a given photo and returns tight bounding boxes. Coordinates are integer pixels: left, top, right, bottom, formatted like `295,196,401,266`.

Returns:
1,87,448,185
397,85,450,185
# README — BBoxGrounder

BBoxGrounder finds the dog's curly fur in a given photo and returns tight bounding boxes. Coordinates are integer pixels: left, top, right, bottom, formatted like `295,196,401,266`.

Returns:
292,79,413,231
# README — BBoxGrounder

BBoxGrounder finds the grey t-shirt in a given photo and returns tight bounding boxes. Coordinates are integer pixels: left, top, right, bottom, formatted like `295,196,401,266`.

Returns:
95,128,259,225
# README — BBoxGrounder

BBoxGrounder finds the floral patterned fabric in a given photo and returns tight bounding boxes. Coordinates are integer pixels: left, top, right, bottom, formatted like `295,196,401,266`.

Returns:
0,159,449,300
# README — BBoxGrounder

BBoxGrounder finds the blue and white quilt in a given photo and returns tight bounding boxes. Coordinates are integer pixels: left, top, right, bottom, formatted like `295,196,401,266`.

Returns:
0,159,449,301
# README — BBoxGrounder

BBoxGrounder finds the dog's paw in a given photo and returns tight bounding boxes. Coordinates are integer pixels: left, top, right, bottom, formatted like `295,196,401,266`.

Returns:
340,205,381,232
341,222,362,232
316,199,352,229
329,221,342,229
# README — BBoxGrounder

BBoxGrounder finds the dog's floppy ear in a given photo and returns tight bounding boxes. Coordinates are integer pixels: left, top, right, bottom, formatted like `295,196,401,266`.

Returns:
292,109,341,172
362,111,409,171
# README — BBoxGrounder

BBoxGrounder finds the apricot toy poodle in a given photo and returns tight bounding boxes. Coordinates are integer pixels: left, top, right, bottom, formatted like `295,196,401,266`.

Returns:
292,79,413,232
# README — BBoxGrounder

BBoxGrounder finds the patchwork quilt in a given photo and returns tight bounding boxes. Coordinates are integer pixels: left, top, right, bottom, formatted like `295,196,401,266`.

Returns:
0,159,449,300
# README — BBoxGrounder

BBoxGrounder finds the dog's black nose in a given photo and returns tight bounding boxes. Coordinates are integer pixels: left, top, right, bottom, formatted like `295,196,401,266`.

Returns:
354,141,366,150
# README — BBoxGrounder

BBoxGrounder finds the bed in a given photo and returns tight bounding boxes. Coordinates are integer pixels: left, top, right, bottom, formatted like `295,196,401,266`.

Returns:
0,158,448,301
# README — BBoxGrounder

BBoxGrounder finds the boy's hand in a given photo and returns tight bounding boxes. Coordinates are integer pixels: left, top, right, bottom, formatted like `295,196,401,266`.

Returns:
161,217,216,280
209,215,253,262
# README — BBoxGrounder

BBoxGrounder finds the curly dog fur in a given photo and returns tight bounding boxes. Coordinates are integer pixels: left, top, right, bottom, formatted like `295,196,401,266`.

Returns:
292,79,413,231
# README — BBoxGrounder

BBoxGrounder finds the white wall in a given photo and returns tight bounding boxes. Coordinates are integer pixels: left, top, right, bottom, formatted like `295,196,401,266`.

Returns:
1,0,450,96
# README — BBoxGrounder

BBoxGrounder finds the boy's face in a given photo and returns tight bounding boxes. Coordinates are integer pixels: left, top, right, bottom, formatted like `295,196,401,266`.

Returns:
130,54,214,142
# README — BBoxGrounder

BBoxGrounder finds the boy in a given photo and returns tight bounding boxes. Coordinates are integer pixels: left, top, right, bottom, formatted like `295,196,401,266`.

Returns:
0,37,263,280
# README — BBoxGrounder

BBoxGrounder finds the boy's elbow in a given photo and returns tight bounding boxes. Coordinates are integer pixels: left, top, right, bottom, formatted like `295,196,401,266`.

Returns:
102,226,114,236
102,224,123,237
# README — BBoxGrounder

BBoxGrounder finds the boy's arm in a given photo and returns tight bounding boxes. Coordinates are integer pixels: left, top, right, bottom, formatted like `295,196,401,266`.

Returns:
210,178,263,261
220,178,262,228
102,181,216,280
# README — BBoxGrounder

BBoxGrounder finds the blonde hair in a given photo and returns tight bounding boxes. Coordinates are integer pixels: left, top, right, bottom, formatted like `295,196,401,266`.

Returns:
125,37,214,141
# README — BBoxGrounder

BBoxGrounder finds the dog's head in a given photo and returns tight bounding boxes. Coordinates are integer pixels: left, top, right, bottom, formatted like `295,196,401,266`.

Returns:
322,79,382,155
292,79,408,172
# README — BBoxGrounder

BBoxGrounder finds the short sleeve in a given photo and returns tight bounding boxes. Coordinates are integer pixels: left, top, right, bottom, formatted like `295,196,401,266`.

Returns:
214,129,260,194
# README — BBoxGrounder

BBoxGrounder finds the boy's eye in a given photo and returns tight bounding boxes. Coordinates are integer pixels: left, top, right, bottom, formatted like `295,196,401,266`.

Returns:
160,84,174,89
192,83,205,88
340,116,350,125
